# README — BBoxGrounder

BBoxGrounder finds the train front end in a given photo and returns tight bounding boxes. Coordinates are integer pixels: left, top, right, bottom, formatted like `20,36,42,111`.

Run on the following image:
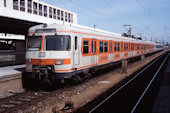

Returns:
26,24,72,84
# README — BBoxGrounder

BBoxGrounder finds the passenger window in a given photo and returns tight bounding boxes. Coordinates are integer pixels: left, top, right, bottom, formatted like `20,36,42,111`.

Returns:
114,42,117,51
121,43,123,51
100,42,103,53
118,43,120,51
124,43,128,51
94,41,96,53
75,36,77,50
91,41,94,53
137,44,139,50
104,42,108,52
83,40,89,54
110,42,112,52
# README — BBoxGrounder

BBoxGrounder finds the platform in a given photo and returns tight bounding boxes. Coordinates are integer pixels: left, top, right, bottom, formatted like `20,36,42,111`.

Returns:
152,57,170,113
0,64,25,98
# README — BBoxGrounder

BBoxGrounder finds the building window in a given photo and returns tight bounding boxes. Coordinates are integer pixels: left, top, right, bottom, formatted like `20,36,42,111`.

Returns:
44,6,47,17
33,2,37,14
53,9,56,19
100,42,103,53
83,40,89,54
49,7,52,18
61,11,64,21
57,10,60,20
13,0,18,10
39,4,42,16
70,14,73,23
104,42,108,52
4,0,6,7
65,12,68,21
20,0,25,12
27,0,32,13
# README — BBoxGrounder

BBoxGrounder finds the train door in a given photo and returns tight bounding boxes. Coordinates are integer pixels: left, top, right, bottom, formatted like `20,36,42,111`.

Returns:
73,36,80,68
109,41,113,61
91,39,97,65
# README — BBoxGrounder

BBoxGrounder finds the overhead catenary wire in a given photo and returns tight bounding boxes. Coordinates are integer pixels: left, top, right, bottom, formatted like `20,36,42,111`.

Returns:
103,0,145,27
136,0,166,40
69,0,123,24
142,0,167,41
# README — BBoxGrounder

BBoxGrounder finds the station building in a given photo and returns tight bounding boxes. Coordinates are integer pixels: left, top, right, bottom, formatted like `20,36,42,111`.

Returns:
0,0,77,66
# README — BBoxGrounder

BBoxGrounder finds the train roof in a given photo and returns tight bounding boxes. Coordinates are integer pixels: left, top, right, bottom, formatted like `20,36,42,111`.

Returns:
29,23,156,45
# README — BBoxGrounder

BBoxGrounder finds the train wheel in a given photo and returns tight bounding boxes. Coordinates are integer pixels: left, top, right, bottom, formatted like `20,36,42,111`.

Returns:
72,75,81,85
85,73,92,79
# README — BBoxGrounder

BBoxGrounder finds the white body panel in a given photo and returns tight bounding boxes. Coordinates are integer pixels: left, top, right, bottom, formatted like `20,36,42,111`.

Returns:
26,24,163,80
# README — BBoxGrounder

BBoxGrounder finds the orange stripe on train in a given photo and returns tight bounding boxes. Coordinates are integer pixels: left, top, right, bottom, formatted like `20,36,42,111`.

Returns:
31,59,71,65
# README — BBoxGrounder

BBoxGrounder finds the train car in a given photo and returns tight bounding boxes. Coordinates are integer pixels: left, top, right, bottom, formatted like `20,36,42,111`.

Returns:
25,23,163,84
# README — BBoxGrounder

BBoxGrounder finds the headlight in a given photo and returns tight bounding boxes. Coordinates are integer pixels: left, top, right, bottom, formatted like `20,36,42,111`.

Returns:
39,52,45,57
26,59,31,64
55,59,63,65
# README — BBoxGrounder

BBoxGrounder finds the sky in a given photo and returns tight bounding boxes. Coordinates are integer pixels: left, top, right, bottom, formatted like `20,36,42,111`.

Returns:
41,0,170,44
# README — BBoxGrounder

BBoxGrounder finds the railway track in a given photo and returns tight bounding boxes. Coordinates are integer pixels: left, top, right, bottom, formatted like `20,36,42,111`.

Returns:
75,52,169,113
0,51,167,113
0,88,64,113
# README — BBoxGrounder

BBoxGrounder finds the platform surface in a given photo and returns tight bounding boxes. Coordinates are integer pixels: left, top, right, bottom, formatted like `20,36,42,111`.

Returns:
0,64,25,79
152,58,170,113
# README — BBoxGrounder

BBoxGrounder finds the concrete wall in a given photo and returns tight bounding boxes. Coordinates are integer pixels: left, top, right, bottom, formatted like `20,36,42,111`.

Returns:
0,0,4,7
0,74,23,98
0,0,13,8
7,0,13,9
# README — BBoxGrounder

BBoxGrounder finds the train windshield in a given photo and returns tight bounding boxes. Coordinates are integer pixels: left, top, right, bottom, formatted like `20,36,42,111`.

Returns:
46,35,70,51
27,36,42,51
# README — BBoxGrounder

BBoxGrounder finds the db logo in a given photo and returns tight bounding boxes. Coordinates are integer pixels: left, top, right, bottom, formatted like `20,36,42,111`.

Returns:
39,60,45,63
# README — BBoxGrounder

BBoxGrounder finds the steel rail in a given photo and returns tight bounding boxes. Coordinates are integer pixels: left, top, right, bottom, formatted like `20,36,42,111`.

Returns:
89,52,166,113
131,53,169,113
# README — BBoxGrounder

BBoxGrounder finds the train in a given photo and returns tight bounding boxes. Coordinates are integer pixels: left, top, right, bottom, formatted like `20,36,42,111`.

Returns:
25,23,164,84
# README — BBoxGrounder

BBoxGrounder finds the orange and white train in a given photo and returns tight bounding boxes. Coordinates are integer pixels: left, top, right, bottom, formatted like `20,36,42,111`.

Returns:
25,23,163,83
